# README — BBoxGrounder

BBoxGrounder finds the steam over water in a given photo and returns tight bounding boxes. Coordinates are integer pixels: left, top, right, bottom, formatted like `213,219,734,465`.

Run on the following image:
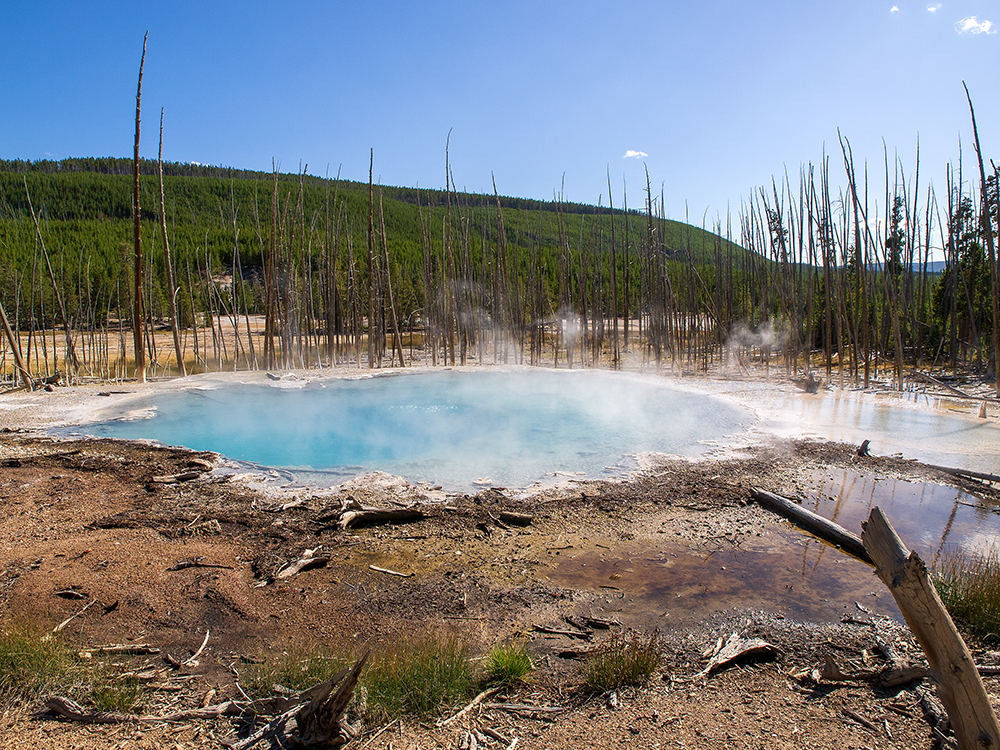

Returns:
82,370,752,491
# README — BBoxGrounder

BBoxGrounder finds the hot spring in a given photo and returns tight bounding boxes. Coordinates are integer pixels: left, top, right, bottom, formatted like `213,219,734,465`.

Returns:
74,369,754,492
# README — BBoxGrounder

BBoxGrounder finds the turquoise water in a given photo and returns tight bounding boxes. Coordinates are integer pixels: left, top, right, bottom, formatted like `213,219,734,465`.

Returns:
78,370,752,492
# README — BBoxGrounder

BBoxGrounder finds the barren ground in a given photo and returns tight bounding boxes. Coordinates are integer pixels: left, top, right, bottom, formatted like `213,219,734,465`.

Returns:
2,420,1000,749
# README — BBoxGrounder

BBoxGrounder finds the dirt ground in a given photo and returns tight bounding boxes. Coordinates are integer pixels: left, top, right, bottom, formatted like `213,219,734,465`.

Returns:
2,421,1000,749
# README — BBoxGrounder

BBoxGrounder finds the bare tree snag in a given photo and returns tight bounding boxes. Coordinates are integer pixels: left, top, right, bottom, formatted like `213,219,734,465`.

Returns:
964,83,1000,400
750,488,872,564
862,507,1000,750
157,107,186,377
295,651,368,747
132,32,148,383
0,299,32,389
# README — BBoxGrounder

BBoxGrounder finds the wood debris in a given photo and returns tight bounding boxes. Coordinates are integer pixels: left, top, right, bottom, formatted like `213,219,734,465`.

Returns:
697,632,780,677
167,557,233,571
263,548,330,583
532,624,591,640
369,564,413,578
148,470,204,485
338,507,425,530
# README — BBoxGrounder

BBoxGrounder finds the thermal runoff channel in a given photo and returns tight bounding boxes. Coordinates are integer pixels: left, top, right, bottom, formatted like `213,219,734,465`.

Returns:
84,370,752,491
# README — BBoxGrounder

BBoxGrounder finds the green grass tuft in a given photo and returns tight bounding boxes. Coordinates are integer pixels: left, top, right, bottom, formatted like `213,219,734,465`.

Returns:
582,631,662,693
243,643,354,697
88,671,144,714
483,639,533,688
0,623,76,704
364,633,474,720
935,544,1000,641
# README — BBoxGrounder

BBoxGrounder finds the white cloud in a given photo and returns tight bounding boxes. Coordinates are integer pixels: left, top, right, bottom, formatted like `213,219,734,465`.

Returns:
890,5,900,13
956,15,995,33
623,150,648,159
926,3,941,13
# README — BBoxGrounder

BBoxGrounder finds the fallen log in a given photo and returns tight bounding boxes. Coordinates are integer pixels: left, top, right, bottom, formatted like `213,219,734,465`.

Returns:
750,488,872,564
496,511,533,527
862,507,1000,750
79,644,161,657
168,559,233,571
148,471,204,484
925,464,1000,484
484,703,565,717
338,508,425,530
912,371,978,400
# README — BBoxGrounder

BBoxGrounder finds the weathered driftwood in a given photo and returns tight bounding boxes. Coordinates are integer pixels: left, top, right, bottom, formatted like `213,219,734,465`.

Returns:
338,508,425,530
183,629,210,667
817,653,930,688
842,708,878,733
532,625,591,640
276,549,331,580
52,600,95,633
750,488,872,564
862,507,1000,750
697,632,780,677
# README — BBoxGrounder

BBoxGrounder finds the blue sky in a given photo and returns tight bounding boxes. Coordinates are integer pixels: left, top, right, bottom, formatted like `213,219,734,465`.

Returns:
1,1,997,226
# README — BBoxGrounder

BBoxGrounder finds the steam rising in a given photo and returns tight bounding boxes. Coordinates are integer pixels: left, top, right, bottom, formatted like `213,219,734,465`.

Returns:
723,319,788,372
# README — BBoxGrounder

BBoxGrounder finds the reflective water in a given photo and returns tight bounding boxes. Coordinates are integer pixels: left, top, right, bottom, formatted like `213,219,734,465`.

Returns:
751,387,1000,474
77,370,753,492
545,469,1000,628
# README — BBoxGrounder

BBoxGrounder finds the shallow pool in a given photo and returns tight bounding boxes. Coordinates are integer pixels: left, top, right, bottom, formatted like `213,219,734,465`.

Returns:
77,370,753,492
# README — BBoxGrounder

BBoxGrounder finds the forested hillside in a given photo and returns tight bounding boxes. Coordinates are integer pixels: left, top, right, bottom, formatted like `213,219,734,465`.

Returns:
0,153,996,394
0,157,741,377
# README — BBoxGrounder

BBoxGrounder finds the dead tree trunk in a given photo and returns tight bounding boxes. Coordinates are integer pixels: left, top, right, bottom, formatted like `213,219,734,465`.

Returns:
862,507,1000,750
